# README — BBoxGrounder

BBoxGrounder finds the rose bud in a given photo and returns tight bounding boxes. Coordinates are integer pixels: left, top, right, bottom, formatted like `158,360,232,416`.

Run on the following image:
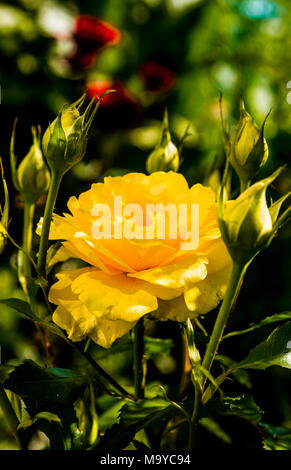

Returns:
146,109,179,173
42,93,108,176
230,99,269,189
219,167,288,265
139,61,176,93
10,121,50,204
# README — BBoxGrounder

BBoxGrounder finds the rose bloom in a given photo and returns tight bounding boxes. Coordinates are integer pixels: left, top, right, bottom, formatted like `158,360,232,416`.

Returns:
139,62,176,93
74,15,121,48
67,15,121,71
39,172,231,348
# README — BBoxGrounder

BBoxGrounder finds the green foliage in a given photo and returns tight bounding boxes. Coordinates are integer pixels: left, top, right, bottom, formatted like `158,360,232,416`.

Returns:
2,360,89,409
223,311,291,340
212,394,263,424
261,423,291,450
0,298,35,321
97,396,176,450
1,360,92,449
215,355,252,389
199,417,232,444
237,322,291,370
144,337,174,358
19,411,64,450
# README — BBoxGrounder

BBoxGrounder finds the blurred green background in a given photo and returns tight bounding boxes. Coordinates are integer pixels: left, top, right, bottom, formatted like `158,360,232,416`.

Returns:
0,0,290,449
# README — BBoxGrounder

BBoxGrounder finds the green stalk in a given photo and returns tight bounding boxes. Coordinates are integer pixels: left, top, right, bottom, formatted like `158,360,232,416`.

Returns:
133,318,145,399
18,201,35,295
69,340,135,400
189,261,247,449
201,262,246,375
22,202,35,275
37,171,63,279
0,389,26,449
188,382,201,450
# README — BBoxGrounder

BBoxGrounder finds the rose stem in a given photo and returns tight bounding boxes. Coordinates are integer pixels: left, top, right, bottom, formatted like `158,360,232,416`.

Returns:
37,171,63,279
189,261,247,449
133,318,145,399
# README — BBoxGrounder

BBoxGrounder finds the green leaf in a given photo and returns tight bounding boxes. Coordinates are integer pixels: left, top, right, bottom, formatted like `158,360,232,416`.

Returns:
184,318,201,367
223,312,291,340
144,337,174,358
19,411,64,450
0,298,67,342
0,298,35,320
2,360,91,448
19,410,61,429
261,423,291,450
215,355,252,389
97,397,175,450
199,417,232,444
237,322,291,370
0,365,15,385
2,360,89,411
204,394,263,424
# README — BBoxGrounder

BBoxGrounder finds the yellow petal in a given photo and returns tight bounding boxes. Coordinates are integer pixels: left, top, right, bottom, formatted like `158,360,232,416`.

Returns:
152,295,191,322
203,238,232,274
128,255,208,288
184,264,232,314
49,268,145,348
47,245,73,268
53,305,135,348
70,268,158,322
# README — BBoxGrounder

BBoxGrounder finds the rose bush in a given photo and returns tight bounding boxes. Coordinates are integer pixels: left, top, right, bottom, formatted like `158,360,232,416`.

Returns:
37,171,231,348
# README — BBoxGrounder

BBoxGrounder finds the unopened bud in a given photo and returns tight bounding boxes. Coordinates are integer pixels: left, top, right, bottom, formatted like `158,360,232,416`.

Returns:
146,109,179,173
42,93,111,176
10,122,50,204
220,168,284,264
230,100,269,186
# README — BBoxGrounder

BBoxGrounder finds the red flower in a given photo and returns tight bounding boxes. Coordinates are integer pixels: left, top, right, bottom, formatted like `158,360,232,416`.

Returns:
67,15,121,72
74,15,121,49
139,61,176,92
85,80,141,128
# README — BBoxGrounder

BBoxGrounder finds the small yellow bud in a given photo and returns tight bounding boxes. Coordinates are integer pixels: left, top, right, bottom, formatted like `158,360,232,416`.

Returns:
146,109,179,173
220,168,284,264
10,123,50,204
230,100,269,186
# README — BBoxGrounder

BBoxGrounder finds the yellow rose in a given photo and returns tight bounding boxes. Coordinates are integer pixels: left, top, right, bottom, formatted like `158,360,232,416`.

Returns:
39,172,232,348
